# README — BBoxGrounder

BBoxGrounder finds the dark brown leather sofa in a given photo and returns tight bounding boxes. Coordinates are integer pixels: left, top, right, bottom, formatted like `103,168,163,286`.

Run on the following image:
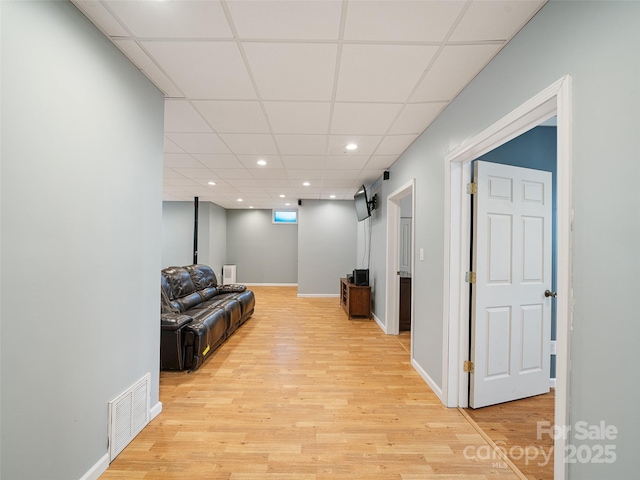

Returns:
160,264,255,371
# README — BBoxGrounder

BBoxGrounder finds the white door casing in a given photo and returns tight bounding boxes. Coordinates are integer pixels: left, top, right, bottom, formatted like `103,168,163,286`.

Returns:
470,161,552,408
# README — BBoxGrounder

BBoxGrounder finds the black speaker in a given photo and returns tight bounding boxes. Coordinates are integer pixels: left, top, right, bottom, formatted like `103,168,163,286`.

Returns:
353,269,369,287
297,199,302,206
383,171,390,180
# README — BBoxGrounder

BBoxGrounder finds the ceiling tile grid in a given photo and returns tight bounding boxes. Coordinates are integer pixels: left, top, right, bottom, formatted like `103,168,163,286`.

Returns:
72,0,546,209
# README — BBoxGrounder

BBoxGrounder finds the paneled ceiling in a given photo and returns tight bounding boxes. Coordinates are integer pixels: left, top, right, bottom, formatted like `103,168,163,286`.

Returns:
72,0,546,209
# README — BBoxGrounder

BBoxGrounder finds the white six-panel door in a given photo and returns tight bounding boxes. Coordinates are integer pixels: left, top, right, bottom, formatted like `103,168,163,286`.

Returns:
470,161,552,409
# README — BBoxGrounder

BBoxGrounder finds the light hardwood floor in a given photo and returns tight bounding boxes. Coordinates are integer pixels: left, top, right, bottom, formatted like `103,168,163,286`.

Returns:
101,286,520,479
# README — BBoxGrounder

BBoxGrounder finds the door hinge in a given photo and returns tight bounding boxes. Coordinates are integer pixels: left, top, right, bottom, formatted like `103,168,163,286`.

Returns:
463,361,474,373
465,271,476,284
467,182,478,194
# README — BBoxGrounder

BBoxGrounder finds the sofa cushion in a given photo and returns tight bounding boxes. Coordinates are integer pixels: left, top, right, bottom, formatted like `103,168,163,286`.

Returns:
162,267,196,299
217,284,246,294
174,292,203,313
198,287,218,302
186,264,218,289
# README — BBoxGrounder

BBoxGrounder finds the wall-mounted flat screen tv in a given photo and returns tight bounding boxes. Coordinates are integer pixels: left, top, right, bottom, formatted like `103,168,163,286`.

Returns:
354,185,370,222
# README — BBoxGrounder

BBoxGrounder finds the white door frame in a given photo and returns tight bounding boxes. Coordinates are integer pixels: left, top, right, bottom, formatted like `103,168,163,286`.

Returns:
442,76,572,480
385,179,416,337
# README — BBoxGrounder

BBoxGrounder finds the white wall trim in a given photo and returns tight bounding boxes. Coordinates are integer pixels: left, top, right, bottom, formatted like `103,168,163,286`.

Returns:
150,401,162,421
372,311,385,332
297,293,340,298
80,401,162,480
443,75,572,480
243,283,298,287
384,179,416,337
78,454,109,480
411,358,444,403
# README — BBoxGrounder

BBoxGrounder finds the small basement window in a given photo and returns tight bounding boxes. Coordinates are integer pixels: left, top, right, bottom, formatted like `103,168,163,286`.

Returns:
272,209,298,224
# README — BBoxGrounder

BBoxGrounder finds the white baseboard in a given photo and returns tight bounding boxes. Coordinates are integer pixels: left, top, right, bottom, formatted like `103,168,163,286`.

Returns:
79,401,162,480
297,293,340,298
150,400,162,421
372,311,386,333
243,283,298,287
550,377,556,388
78,453,109,480
411,358,445,404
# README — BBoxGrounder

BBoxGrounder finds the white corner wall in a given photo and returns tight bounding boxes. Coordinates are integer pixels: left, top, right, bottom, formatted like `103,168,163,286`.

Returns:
1,2,164,479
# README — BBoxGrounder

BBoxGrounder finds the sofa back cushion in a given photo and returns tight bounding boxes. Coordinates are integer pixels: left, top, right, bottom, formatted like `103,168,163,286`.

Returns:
162,267,196,299
186,264,218,289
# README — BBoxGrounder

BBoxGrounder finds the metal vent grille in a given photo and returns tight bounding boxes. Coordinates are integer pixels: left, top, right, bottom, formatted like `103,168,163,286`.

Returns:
108,373,151,462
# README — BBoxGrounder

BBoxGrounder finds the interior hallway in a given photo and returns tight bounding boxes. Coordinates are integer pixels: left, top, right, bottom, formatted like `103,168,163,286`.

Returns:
101,286,521,479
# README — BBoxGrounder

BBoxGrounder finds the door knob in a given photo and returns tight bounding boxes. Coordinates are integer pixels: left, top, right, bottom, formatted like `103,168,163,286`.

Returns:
544,290,557,298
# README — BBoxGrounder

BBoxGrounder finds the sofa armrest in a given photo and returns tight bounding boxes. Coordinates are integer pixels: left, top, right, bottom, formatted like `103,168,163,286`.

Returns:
161,313,193,330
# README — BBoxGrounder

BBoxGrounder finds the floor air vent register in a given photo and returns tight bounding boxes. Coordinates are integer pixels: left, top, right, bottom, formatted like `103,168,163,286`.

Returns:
108,373,151,462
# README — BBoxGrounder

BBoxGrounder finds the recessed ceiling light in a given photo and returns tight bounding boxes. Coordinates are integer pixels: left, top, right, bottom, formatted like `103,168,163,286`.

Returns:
345,143,358,151
237,198,243,202
257,159,267,166
208,181,216,186
303,182,310,186
285,203,291,206
279,194,285,198
330,195,336,199
249,206,254,209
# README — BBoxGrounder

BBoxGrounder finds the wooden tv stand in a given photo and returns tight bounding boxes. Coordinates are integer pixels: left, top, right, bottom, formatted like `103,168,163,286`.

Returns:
340,277,371,319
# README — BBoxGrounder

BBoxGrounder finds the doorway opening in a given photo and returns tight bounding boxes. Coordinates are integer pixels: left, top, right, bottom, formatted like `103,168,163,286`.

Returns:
384,179,416,360
443,76,572,480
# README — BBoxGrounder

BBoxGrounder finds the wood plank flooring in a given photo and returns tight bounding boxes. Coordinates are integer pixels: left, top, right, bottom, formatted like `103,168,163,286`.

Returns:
100,286,519,479
463,392,555,480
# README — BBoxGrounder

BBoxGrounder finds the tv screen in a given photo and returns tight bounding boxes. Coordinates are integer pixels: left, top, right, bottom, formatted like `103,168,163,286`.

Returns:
354,185,370,221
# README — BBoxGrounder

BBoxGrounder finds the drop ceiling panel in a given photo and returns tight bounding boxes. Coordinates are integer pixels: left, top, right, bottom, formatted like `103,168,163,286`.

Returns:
281,156,326,170
105,0,233,39
163,154,205,168
250,169,289,180
163,138,185,153
165,100,212,133
323,170,361,180
411,44,503,102
194,154,244,169
343,0,466,42
172,168,217,180
331,103,403,135
227,0,343,40
237,155,284,169
327,135,382,156
287,169,324,180
450,0,545,42
322,178,358,188
165,133,231,154
264,102,332,134
375,135,419,156
243,43,338,101
218,134,279,155
142,41,256,99
366,155,398,170
113,40,183,97
336,44,439,102
388,102,448,135
212,169,255,180
325,156,369,170
74,0,129,36
275,135,327,155
193,100,270,133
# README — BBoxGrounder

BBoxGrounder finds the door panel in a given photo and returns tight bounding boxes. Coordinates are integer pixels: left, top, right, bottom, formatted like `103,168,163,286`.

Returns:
470,161,552,408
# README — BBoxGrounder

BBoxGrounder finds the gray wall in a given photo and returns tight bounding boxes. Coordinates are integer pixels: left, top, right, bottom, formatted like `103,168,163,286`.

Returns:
226,209,298,284
1,2,164,479
298,200,357,296
161,200,227,276
366,2,639,478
